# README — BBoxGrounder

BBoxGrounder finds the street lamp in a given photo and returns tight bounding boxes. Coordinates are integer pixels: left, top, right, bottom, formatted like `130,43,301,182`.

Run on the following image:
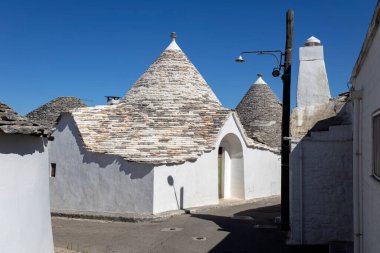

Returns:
234,9,294,231
234,50,285,77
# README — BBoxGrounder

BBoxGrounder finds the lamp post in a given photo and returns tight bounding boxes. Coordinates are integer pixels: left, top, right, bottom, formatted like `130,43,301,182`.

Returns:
235,9,294,231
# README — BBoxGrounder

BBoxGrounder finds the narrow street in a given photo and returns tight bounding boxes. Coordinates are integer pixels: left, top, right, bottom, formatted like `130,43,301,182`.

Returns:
53,197,327,253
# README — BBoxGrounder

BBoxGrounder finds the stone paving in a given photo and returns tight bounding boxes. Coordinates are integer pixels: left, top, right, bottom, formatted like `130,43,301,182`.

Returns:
53,197,328,253
55,248,77,253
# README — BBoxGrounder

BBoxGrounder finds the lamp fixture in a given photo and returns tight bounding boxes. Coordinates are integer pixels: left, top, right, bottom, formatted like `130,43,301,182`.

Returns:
234,50,285,77
235,55,245,63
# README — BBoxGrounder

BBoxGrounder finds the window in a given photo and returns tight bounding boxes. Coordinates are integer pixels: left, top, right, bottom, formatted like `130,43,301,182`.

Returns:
373,111,380,179
50,163,56,178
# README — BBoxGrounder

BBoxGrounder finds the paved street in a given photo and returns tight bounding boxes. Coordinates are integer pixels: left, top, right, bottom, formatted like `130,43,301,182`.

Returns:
53,197,328,253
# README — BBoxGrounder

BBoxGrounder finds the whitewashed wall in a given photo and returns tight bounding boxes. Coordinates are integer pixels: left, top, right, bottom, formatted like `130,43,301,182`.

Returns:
50,115,154,214
220,115,280,200
289,125,353,245
153,149,219,213
0,134,53,253
244,148,281,199
153,114,281,214
51,113,280,215
352,25,380,253
297,44,331,107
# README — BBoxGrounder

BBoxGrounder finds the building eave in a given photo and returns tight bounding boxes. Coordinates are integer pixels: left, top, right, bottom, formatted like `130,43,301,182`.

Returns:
350,0,380,83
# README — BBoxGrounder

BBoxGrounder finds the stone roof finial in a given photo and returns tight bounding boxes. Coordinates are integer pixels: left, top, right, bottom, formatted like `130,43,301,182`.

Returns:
254,74,267,85
171,32,176,41
166,32,181,51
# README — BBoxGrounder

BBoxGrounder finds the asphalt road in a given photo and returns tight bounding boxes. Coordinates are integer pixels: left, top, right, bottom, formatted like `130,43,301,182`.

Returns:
53,197,328,253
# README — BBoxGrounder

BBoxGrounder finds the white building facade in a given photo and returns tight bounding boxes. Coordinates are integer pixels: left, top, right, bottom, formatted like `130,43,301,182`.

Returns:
351,2,380,252
0,103,54,253
50,112,280,215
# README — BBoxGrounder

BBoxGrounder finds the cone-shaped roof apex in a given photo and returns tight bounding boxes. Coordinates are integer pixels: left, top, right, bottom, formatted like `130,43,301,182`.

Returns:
124,32,221,106
165,32,182,51
254,74,268,85
236,75,282,148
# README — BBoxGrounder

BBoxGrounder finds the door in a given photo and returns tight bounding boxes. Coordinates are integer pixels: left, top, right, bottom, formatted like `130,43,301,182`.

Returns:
218,147,224,198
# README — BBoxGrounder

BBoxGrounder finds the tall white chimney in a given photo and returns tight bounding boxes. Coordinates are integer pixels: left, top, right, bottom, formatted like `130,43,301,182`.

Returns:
297,36,331,107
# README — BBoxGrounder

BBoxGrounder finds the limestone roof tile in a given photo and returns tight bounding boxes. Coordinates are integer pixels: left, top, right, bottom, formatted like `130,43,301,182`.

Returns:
0,102,45,136
27,96,86,134
236,75,282,149
70,35,232,164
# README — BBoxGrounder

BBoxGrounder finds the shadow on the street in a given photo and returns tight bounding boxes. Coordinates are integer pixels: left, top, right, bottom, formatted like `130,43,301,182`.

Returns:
191,204,329,253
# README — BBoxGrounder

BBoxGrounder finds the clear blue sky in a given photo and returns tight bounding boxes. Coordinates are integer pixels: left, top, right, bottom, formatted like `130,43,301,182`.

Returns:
0,0,377,115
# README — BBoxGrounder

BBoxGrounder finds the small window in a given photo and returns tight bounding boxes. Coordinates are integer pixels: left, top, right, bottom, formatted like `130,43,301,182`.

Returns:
50,163,56,178
373,111,380,179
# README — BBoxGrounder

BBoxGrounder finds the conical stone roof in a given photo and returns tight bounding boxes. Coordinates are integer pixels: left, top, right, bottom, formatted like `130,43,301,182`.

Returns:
236,75,282,149
0,102,45,135
27,96,86,133
71,34,231,164
123,37,221,109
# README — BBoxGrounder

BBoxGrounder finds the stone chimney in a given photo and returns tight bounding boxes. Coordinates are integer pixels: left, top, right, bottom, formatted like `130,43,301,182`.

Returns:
105,96,120,105
297,36,331,107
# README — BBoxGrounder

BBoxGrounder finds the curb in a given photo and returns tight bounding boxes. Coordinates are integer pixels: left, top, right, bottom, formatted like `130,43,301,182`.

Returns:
51,196,280,222
51,209,186,223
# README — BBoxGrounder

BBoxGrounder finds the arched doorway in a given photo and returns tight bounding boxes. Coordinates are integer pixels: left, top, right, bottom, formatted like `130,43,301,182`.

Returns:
218,133,244,200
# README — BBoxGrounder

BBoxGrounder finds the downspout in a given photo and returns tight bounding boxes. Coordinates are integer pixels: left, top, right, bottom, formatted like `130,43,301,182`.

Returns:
352,87,363,253
358,98,363,253
299,141,303,244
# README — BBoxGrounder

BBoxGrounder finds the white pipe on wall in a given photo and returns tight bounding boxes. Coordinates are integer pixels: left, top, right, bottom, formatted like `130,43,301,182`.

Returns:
358,98,363,253
353,89,363,253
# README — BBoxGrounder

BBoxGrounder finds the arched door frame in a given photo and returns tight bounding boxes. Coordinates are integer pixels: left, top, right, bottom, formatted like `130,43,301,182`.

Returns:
218,133,245,200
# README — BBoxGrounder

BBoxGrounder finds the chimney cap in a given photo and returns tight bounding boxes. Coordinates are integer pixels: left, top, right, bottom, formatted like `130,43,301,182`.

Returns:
304,36,321,46
105,96,121,105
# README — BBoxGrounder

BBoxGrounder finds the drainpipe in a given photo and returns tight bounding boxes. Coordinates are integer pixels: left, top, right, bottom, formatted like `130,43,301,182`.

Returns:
352,87,363,253
299,141,303,244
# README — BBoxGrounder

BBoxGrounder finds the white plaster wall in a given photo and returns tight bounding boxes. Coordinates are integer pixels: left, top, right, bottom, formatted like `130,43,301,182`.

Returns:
297,45,331,108
220,133,245,199
49,115,154,214
153,114,281,214
352,26,380,253
244,148,281,199
219,116,280,200
231,153,245,199
289,125,353,245
153,149,219,213
221,143,231,198
0,134,53,253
